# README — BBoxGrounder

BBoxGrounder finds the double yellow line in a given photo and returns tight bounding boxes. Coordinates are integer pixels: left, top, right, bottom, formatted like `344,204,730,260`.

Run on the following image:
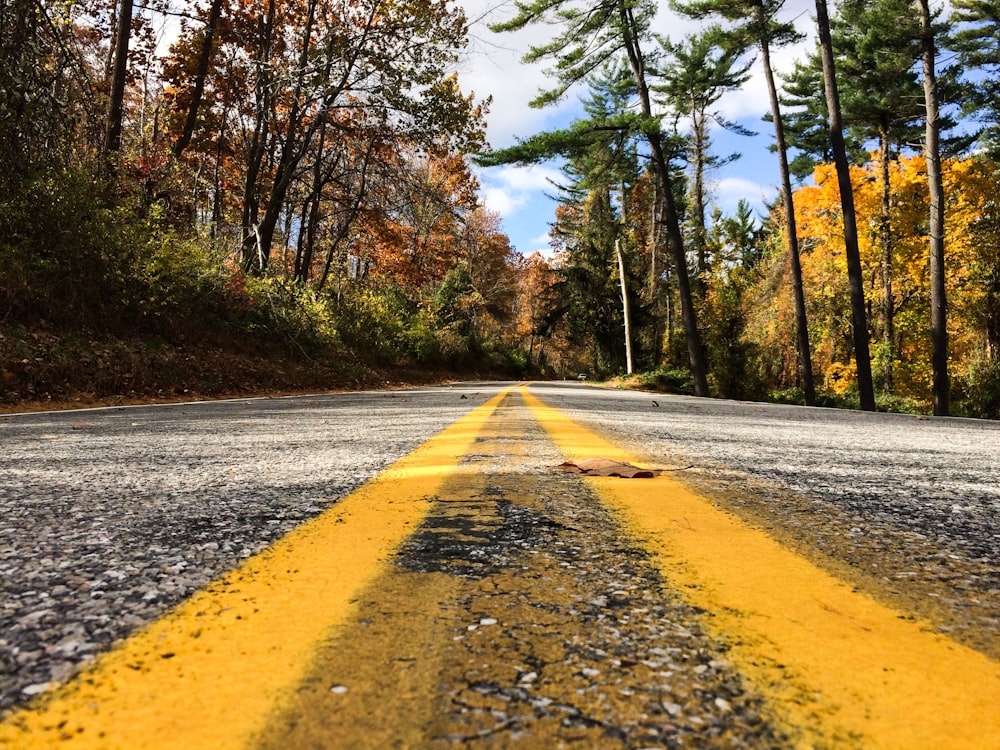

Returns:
2,385,998,749
520,387,1000,749
0,390,512,749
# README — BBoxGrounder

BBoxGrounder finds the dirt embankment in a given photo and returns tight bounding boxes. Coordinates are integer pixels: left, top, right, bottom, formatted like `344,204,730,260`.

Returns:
0,328,467,413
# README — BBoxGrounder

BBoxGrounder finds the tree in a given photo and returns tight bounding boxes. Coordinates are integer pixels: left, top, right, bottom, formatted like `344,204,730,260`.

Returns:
105,0,134,155
476,67,656,375
490,0,710,396
833,0,924,393
0,0,90,185
170,0,226,159
951,0,1000,158
948,158,1000,387
813,0,876,410
918,0,949,415
513,252,562,371
167,0,487,273
657,28,751,287
701,200,765,399
673,0,816,404
789,153,1000,413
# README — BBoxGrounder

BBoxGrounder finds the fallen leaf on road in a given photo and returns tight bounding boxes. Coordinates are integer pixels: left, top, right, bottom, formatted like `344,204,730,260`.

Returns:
556,458,662,478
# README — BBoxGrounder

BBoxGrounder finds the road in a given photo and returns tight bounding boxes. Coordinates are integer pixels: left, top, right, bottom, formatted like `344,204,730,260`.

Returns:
0,382,997,748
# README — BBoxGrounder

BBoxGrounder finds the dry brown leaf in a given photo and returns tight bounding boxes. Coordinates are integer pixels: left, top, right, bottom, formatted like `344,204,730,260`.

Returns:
556,458,662,479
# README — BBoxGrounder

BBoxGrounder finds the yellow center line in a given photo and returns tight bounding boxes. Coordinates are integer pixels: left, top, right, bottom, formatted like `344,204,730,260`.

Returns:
0,389,513,749
521,386,1000,749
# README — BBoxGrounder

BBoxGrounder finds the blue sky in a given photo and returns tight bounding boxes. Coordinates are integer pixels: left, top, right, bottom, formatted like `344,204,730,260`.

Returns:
456,0,820,257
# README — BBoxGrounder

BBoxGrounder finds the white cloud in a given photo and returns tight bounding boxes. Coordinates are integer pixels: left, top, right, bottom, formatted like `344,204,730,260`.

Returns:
525,230,559,259
480,185,525,216
475,163,564,218
531,245,560,260
493,163,563,192
714,177,778,215
453,0,821,251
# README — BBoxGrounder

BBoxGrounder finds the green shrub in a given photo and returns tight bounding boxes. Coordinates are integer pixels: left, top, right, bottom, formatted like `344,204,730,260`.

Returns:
239,275,339,351
873,392,929,415
639,367,695,395
960,356,1000,420
403,309,441,363
337,285,416,361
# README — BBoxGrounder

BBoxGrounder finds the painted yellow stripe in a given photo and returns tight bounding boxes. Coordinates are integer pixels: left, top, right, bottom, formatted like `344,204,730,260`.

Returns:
0,389,511,749
521,386,1000,749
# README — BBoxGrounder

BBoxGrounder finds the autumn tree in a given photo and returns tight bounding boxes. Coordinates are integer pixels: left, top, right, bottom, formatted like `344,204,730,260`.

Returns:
161,0,487,273
787,153,1000,415
362,152,479,290
513,252,563,371
170,0,226,159
947,158,1000,418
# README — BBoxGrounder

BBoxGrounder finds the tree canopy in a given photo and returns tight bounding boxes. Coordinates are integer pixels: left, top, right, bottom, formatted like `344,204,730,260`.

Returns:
3,0,1000,418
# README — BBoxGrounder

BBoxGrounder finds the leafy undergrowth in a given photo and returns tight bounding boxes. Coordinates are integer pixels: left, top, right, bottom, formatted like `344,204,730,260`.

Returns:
0,326,466,413
604,369,696,396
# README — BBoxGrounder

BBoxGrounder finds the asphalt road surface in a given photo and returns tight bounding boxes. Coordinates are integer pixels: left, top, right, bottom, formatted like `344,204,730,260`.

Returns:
0,382,997,748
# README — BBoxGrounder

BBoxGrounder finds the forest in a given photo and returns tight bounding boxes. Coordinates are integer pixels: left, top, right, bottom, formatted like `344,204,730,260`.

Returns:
1,0,998,418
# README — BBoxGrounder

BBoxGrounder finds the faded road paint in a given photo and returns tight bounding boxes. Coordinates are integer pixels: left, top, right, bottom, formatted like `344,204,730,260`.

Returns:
0,390,511,749
251,391,782,748
521,385,1000,749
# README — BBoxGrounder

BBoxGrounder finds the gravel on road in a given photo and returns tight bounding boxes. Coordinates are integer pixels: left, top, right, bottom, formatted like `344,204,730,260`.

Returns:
1,381,997,743
0,385,499,711
531,383,1000,659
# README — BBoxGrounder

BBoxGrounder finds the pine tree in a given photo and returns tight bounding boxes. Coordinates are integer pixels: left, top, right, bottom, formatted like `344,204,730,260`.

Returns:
814,0,876,411
833,0,924,394
951,0,1000,158
657,28,751,288
673,0,817,404
477,68,648,375
490,0,710,395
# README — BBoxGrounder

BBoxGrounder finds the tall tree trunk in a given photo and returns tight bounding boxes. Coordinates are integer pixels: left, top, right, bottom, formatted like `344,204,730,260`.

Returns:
241,0,276,270
648,179,659,296
619,2,709,396
758,16,815,405
814,0,876,411
105,0,134,155
648,181,667,363
878,132,895,393
172,0,224,158
918,0,949,416
615,238,634,374
297,120,331,282
692,106,708,289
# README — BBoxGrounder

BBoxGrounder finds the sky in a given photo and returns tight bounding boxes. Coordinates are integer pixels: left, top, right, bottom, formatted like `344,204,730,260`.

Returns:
453,0,821,257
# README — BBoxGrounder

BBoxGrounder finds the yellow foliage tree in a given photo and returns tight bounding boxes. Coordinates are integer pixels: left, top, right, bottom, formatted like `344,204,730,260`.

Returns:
783,153,1000,407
